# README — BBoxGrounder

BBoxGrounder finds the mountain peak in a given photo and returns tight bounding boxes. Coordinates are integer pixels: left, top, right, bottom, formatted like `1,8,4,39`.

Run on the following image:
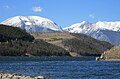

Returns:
64,21,120,45
1,16,63,32
80,21,89,24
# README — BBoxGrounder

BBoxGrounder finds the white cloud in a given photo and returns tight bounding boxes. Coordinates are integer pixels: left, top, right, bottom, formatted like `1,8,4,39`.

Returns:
32,6,42,13
89,14,95,19
3,5,10,9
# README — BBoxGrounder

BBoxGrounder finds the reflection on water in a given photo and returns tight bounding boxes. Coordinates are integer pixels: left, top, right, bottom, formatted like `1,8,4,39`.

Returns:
0,56,120,79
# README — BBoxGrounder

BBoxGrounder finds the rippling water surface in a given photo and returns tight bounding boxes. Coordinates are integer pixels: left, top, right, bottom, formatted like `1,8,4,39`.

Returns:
0,56,120,79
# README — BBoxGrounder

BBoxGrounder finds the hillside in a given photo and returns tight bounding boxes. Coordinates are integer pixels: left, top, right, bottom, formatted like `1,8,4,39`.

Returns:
0,24,69,56
31,32,113,56
96,45,120,61
0,24,34,42
0,40,69,56
0,24,113,56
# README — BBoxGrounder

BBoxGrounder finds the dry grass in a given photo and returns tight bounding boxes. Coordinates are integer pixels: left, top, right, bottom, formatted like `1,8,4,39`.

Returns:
30,32,74,48
31,32,74,40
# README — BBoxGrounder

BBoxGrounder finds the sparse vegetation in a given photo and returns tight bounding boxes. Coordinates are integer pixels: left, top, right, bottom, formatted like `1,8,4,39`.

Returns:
31,32,113,56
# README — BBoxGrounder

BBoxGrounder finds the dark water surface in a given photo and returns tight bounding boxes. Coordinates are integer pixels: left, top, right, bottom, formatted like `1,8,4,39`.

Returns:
0,56,120,79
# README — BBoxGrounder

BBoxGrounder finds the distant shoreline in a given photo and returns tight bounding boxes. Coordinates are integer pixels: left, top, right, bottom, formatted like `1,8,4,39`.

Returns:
96,57,120,61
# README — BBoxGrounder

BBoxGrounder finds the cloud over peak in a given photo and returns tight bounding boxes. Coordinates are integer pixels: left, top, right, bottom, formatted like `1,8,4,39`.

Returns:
89,14,95,19
32,6,42,13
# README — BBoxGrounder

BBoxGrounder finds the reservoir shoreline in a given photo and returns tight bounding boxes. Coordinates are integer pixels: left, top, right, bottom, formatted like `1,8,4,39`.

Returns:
0,73,45,79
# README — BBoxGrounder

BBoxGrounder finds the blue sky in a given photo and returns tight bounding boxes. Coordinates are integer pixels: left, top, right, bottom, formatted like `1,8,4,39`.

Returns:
0,0,120,27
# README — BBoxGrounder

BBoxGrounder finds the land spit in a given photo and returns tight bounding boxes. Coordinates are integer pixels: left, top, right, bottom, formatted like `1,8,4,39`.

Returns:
96,45,120,61
0,73,45,79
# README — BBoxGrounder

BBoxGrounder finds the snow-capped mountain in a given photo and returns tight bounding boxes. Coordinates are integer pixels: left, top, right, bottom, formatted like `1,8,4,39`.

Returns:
64,21,120,45
1,16,63,32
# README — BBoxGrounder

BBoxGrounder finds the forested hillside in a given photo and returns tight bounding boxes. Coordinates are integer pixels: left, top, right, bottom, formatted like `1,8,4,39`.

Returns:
0,24,69,56
0,24,34,42
63,33,112,56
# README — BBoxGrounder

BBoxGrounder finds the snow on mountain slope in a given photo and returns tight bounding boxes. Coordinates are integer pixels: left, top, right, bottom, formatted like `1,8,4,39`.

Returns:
1,16,63,32
64,21,120,45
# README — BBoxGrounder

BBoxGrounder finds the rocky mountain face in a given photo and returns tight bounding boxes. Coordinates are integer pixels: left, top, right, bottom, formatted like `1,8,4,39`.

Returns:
1,16,63,32
64,21,120,45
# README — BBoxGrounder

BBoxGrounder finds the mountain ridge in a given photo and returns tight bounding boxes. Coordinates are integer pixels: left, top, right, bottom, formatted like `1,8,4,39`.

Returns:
1,16,120,45
1,16,63,32
64,21,120,45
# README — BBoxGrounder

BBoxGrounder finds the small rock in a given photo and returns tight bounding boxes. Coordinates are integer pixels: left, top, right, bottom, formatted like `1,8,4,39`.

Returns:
35,76,45,79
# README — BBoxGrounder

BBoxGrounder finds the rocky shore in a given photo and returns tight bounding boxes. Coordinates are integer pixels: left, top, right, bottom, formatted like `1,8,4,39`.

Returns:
96,45,120,61
0,73,45,79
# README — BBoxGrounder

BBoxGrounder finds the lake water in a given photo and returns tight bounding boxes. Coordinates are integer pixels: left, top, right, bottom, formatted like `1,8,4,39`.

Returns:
0,56,120,79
